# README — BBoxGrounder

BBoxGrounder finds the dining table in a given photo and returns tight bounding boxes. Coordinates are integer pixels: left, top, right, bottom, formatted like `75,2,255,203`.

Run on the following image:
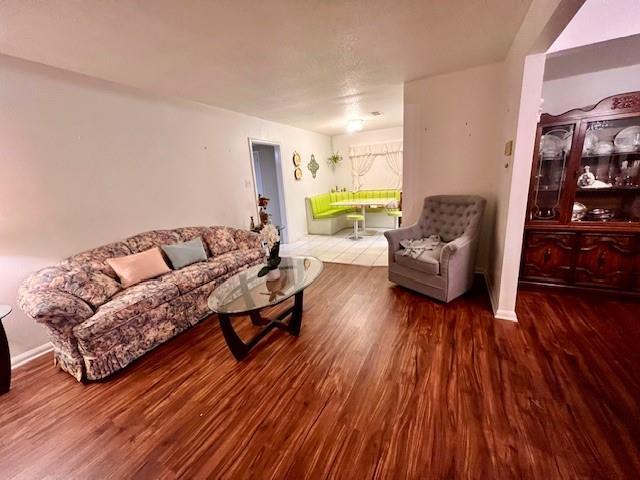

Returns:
330,197,396,236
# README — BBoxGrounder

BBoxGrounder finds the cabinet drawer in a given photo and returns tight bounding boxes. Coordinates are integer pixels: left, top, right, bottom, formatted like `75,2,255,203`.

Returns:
575,234,634,289
521,232,575,284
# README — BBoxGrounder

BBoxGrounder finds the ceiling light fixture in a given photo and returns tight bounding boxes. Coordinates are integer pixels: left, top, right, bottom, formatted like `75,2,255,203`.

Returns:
346,119,364,133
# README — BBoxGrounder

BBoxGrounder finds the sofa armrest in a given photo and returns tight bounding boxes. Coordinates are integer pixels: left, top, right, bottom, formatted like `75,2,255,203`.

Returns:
230,228,263,250
18,287,93,334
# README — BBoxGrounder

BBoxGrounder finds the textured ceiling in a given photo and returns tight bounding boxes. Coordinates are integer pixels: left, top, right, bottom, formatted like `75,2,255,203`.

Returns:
0,0,532,135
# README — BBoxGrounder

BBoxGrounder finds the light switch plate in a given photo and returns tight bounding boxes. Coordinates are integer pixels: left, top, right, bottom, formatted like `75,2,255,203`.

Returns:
504,140,513,156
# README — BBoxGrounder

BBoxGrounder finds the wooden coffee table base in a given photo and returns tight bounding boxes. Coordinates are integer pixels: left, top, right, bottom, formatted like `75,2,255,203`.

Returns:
216,291,304,360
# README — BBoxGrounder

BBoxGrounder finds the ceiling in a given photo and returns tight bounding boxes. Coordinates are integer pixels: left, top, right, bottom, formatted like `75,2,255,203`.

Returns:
545,34,640,81
548,0,640,54
0,0,532,136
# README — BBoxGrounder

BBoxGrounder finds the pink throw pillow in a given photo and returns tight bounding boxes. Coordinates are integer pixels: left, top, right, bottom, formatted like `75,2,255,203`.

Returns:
106,247,171,287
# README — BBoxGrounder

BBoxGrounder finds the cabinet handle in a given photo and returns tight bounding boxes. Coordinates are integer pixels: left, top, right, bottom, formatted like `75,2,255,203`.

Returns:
543,248,552,263
597,251,606,269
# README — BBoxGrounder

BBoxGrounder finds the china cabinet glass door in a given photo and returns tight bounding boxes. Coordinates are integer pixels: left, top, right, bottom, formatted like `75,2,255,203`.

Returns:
530,124,575,221
572,116,640,223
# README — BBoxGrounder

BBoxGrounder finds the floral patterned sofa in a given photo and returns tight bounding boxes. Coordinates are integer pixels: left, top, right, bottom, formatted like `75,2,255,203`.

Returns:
18,226,264,381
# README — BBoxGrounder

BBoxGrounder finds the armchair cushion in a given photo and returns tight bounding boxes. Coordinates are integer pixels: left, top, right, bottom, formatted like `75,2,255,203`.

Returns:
420,197,482,241
394,250,440,275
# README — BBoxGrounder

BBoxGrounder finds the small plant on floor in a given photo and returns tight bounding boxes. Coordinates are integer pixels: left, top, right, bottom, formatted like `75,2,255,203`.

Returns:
327,152,343,170
258,224,281,278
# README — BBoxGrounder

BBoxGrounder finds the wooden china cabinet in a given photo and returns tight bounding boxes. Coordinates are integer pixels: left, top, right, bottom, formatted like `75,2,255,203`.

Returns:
520,91,640,296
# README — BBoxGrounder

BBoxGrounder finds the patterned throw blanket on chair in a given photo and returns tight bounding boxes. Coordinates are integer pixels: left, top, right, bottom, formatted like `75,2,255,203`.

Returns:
399,235,443,260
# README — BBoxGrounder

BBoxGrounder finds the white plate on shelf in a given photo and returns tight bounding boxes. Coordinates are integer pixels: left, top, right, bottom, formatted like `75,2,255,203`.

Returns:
614,126,640,152
540,133,565,157
594,141,614,155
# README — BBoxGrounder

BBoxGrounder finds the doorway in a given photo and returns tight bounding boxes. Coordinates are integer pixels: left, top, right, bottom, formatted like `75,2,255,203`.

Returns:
249,139,288,243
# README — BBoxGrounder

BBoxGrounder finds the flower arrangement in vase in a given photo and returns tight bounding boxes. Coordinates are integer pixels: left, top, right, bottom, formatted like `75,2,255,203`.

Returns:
258,223,281,279
327,152,343,170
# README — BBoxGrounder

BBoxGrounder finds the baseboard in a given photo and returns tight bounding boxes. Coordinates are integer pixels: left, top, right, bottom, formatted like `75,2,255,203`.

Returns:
494,309,518,322
11,342,53,368
480,270,518,323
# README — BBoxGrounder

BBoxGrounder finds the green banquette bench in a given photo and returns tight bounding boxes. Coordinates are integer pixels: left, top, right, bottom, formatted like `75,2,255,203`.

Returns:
305,189,401,234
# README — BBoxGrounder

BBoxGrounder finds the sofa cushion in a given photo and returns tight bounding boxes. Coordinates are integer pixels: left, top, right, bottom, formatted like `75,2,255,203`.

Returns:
61,241,132,279
161,237,208,269
48,267,121,308
125,229,182,254
394,250,440,275
314,208,350,219
160,260,226,294
202,227,237,256
106,247,171,287
309,193,332,217
229,228,262,250
213,248,264,272
74,281,179,339
174,226,213,255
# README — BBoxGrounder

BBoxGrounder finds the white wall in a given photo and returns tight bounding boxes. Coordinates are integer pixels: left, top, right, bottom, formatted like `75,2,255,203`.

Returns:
403,63,503,273
542,63,640,115
330,127,403,190
0,54,333,359
487,0,581,321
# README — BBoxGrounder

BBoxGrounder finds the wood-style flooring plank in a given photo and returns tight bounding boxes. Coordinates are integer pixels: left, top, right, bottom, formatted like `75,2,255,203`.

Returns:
1,263,639,479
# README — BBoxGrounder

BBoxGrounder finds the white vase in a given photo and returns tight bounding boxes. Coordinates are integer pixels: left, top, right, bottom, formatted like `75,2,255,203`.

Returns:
266,268,281,281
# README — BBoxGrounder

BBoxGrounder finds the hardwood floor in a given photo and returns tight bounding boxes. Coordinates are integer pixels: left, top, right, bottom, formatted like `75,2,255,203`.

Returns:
1,264,639,479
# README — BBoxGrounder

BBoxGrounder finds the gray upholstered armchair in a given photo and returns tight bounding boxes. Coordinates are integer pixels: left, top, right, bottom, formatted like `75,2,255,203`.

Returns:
384,195,486,303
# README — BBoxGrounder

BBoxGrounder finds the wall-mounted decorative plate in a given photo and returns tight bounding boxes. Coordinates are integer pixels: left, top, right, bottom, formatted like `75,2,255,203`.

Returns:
308,154,319,178
294,167,303,180
292,151,301,167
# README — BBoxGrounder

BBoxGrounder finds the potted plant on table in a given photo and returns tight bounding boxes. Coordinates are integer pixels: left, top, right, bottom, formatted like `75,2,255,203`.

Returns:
258,224,281,280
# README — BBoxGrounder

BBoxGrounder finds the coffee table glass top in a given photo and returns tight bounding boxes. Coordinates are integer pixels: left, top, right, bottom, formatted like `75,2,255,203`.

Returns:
208,256,323,315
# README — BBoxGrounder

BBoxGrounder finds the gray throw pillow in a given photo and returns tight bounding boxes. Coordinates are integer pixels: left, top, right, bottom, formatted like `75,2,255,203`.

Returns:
161,237,208,269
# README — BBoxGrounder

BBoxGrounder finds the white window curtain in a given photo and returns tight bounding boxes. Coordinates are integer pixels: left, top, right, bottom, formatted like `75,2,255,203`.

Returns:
348,141,403,190
350,153,375,191
384,149,403,188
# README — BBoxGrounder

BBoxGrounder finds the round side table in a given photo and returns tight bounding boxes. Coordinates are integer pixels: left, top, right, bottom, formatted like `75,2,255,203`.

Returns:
0,305,12,394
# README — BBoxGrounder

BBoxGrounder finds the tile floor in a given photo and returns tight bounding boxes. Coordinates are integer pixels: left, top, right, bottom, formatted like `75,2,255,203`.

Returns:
280,228,390,267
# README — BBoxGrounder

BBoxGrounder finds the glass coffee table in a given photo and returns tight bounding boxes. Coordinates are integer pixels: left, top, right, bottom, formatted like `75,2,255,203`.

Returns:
208,256,323,360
